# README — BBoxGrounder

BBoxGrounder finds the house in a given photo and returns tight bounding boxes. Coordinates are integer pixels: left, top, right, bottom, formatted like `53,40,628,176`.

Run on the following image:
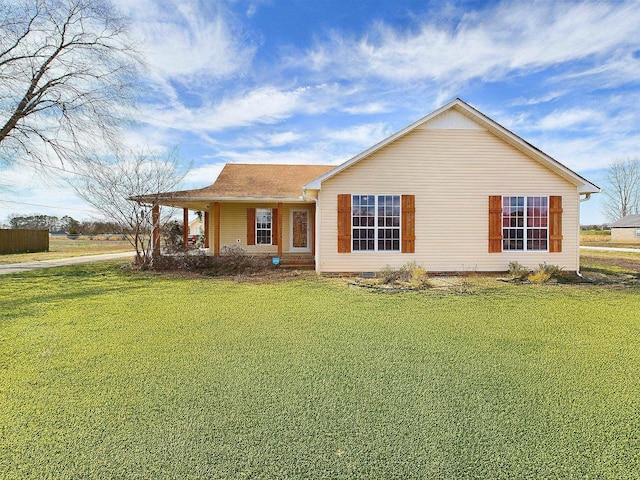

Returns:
610,215,640,242
141,98,600,273
188,218,203,237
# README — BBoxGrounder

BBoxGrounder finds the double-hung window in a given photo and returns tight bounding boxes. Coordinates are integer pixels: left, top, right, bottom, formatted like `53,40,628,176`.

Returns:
502,196,548,251
256,208,272,245
352,195,400,251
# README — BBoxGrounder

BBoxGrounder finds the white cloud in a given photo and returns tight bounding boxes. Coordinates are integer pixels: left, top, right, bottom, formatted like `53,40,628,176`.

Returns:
260,131,304,147
141,85,330,133
535,109,606,131
292,1,640,86
211,147,344,166
116,0,256,83
510,91,568,106
324,123,392,146
0,163,99,221
535,133,640,172
182,163,225,189
342,102,390,115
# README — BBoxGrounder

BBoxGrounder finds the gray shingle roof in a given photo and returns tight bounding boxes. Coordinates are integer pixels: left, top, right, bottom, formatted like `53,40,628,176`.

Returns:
610,214,640,228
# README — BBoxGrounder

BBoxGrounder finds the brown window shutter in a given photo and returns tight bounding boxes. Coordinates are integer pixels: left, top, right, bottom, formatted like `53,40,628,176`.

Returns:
489,196,502,253
337,194,351,253
271,208,278,245
247,208,256,246
401,195,415,253
549,196,563,252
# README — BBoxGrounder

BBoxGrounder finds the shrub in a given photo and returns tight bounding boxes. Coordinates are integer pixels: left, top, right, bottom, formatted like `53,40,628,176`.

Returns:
527,263,563,284
508,261,529,280
377,261,431,288
539,262,563,278
379,265,402,284
150,246,274,276
527,269,552,284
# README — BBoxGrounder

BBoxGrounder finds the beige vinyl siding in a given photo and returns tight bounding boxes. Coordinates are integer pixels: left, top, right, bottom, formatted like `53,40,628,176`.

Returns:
317,128,580,272
611,228,640,242
211,203,305,255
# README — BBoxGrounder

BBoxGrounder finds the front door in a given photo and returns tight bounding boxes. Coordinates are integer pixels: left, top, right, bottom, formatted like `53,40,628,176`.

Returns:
291,210,310,252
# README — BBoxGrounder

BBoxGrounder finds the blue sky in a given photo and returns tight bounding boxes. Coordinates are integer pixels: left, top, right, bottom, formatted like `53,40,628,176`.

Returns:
1,0,639,225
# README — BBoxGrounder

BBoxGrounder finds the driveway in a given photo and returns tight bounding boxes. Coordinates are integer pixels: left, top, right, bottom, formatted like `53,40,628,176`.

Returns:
580,246,640,253
0,252,134,275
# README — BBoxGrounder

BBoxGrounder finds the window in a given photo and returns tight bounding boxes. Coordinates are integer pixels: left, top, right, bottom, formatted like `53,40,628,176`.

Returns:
502,196,548,251
256,208,272,245
352,195,400,251
636,228,640,238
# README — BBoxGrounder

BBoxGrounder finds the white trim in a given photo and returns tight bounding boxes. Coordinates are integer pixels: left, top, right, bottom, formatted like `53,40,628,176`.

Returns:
304,98,601,194
351,194,402,253
256,208,272,246
150,196,310,206
502,195,550,252
289,208,311,253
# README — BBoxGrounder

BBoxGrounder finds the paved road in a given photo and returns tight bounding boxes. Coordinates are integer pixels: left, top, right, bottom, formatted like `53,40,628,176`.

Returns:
580,246,640,253
0,252,134,275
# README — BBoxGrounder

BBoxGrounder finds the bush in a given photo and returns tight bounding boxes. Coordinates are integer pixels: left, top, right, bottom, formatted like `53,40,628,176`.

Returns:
508,261,529,280
377,261,431,288
150,246,274,276
539,262,563,278
379,265,402,284
527,263,563,284
527,269,552,284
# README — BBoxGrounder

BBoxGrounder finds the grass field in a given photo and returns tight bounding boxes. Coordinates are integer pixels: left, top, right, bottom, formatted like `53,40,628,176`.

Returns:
580,230,640,249
0,235,131,264
1,259,639,478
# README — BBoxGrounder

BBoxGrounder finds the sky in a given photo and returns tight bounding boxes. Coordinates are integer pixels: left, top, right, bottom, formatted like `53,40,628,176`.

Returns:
1,0,639,225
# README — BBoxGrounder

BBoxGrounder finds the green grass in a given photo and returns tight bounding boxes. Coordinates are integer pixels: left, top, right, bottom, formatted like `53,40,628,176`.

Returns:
1,264,639,478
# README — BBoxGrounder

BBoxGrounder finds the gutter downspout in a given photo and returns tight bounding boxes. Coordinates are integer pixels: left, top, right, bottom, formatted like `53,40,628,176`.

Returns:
577,192,593,276
302,189,320,273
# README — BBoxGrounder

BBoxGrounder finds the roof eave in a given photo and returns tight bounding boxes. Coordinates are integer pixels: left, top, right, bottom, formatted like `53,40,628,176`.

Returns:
131,195,310,205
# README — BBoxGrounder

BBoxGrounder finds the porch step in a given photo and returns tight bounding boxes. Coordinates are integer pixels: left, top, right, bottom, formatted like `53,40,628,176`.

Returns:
277,254,315,270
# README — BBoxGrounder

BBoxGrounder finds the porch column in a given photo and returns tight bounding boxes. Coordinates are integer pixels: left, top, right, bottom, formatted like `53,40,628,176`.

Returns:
204,211,210,248
311,203,316,256
213,202,220,256
277,202,283,257
152,204,160,256
182,208,189,250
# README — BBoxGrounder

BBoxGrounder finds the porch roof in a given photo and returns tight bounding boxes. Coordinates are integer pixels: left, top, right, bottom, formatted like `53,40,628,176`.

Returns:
135,163,334,207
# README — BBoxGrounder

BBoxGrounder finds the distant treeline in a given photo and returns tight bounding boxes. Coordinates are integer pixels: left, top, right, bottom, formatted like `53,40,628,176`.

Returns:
580,224,610,231
5,214,131,235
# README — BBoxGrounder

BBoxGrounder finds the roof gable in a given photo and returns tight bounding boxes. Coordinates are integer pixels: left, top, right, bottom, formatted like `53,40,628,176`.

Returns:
304,98,600,194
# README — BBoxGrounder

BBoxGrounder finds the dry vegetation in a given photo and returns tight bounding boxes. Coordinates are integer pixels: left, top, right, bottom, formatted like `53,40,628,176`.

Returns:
0,235,131,264
580,230,640,249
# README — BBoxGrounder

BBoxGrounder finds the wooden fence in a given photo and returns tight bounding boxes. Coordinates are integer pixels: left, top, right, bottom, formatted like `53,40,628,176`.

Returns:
0,229,49,254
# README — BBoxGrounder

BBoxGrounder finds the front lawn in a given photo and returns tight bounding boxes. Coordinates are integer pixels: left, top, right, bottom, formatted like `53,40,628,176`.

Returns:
1,264,639,478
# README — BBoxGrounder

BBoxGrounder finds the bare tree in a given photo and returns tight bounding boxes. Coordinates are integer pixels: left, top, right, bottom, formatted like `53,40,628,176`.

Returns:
602,158,640,222
71,149,189,266
0,0,140,166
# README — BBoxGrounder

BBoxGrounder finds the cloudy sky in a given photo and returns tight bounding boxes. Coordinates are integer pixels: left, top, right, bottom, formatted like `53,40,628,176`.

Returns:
1,0,639,224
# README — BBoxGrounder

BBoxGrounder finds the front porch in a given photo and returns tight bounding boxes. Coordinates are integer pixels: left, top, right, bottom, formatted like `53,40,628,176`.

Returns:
150,201,317,267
